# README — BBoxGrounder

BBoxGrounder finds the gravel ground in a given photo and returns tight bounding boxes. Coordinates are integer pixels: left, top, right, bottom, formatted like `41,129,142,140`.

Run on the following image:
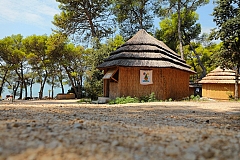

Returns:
0,100,240,160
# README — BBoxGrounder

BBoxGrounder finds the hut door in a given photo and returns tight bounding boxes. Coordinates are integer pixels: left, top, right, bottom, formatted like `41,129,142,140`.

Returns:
105,79,110,97
103,68,118,97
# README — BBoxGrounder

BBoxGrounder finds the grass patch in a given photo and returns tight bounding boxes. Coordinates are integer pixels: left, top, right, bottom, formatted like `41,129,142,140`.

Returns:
77,98,91,103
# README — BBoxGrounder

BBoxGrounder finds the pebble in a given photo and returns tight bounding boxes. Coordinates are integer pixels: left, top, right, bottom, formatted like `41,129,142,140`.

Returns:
165,145,180,156
183,152,197,160
73,123,84,129
0,102,239,160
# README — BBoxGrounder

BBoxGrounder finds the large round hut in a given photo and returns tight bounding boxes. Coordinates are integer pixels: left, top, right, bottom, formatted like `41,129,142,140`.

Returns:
199,67,240,100
98,29,195,100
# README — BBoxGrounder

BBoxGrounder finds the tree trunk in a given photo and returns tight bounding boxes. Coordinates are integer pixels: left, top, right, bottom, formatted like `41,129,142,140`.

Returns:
177,0,184,59
60,81,64,94
30,79,34,98
15,69,23,99
189,43,207,79
19,63,24,99
64,66,79,98
0,69,8,98
234,66,239,100
39,71,48,99
58,67,65,94
13,82,20,100
83,2,97,37
24,80,28,98
77,81,81,99
189,56,198,80
51,85,54,99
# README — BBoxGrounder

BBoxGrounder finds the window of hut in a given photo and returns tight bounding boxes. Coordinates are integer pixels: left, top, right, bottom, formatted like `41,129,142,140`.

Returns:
103,68,118,82
111,70,119,82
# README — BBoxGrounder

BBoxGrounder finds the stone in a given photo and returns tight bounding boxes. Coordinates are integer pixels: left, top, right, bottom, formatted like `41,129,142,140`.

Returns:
165,145,180,156
73,123,84,129
183,152,197,160
12,123,20,127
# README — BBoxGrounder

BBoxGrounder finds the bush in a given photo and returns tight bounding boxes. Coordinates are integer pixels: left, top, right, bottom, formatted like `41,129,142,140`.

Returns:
189,95,201,101
109,96,139,104
109,92,158,104
139,92,157,102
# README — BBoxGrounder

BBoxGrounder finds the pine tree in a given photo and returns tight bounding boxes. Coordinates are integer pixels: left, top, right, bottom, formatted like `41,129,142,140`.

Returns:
211,0,240,99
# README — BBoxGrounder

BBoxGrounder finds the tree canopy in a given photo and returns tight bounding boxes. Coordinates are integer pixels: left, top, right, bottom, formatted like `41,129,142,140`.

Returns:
155,0,209,59
211,0,240,99
112,0,155,40
53,0,115,42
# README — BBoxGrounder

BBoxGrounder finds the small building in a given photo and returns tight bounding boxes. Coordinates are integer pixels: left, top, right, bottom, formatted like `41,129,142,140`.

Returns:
199,67,240,100
97,29,195,100
189,82,202,96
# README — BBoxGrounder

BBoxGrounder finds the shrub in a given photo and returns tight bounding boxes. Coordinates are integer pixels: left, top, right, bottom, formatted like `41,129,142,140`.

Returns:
189,95,201,101
139,92,157,102
109,96,139,104
148,92,157,102
109,92,158,104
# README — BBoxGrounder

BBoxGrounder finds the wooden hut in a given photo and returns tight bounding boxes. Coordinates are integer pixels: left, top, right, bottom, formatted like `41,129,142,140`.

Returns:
98,29,195,100
199,67,240,100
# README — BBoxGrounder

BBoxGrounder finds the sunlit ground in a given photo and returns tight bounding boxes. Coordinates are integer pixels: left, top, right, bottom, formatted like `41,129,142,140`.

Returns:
0,101,239,159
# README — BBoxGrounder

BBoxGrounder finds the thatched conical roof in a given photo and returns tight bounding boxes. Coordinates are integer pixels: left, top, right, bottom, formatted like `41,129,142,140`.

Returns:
199,67,237,84
98,29,195,73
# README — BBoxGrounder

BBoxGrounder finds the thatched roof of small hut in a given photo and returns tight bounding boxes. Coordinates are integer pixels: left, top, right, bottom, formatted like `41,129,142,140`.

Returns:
98,29,195,73
199,67,237,84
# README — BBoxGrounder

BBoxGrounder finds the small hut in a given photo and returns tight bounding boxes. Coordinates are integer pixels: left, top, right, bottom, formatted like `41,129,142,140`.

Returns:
199,67,240,100
98,29,195,100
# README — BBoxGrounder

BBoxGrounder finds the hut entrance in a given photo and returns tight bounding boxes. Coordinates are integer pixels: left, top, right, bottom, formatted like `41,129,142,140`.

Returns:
103,68,118,97
105,79,110,97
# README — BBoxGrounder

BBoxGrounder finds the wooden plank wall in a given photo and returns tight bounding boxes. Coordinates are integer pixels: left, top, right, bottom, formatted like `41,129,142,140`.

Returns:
202,84,240,100
117,67,190,100
109,82,119,99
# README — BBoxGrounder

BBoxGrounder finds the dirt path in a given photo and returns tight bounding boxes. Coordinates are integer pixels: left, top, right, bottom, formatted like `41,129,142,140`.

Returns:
0,101,239,160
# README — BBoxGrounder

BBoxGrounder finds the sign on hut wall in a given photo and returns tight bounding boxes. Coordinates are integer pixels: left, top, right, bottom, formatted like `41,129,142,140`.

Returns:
140,70,153,85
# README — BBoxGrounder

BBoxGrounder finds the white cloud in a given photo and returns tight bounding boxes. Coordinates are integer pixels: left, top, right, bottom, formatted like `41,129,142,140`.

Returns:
201,26,214,34
0,0,60,26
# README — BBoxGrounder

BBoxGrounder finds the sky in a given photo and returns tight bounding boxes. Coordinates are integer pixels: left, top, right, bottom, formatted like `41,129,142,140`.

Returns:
0,0,60,39
0,0,217,39
0,0,216,98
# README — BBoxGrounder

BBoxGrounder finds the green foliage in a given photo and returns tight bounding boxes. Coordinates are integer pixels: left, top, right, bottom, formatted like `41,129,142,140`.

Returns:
109,92,157,104
112,0,154,40
139,92,157,102
84,35,124,100
23,34,50,99
53,0,114,41
155,10,201,52
109,96,139,104
155,0,209,59
182,95,202,101
191,95,200,101
185,40,220,80
211,0,240,99
116,96,139,104
0,34,28,99
77,98,91,103
211,0,240,68
106,35,125,52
